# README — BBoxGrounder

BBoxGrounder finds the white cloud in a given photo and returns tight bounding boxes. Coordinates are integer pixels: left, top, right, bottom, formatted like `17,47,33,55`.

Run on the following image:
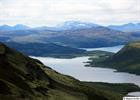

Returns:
0,0,140,26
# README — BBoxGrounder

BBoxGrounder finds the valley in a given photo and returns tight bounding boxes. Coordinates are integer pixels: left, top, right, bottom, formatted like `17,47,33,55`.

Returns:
1,0,140,99
0,43,140,100
0,22,140,99
32,56,140,87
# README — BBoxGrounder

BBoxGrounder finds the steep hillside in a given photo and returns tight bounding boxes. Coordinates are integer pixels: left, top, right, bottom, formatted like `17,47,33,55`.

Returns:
87,41,140,75
0,43,139,100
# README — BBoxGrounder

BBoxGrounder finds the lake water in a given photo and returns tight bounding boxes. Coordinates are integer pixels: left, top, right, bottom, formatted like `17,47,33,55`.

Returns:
32,56,140,87
127,92,140,97
31,45,140,96
82,45,124,53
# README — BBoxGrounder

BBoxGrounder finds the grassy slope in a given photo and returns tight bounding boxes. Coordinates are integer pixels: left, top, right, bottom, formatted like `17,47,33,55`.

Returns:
87,41,140,75
0,43,139,100
83,82,140,100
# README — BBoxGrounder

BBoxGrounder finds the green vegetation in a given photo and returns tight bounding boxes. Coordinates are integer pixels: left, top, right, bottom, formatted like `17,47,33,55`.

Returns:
87,41,140,75
0,42,139,100
83,82,140,95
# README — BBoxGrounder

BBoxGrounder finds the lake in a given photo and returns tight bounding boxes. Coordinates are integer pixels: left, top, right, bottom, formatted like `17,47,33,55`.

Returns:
82,45,124,53
32,56,140,87
31,45,140,96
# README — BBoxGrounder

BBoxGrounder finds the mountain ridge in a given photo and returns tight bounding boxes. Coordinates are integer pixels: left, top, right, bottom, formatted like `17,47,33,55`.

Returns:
108,23,140,32
1,21,140,48
4,42,86,58
0,24,29,31
1,21,140,31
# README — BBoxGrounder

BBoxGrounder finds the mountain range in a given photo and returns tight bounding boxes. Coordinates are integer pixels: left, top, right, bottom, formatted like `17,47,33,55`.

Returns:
0,21,140,55
0,21,140,31
0,21,99,31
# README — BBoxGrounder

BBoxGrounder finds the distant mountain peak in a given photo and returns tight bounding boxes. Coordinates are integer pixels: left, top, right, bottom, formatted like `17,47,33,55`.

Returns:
56,21,99,30
13,24,29,30
0,24,29,30
1,24,10,27
108,22,140,32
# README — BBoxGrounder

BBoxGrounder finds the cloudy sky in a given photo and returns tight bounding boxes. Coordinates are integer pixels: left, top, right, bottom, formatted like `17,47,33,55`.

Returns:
0,0,140,26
